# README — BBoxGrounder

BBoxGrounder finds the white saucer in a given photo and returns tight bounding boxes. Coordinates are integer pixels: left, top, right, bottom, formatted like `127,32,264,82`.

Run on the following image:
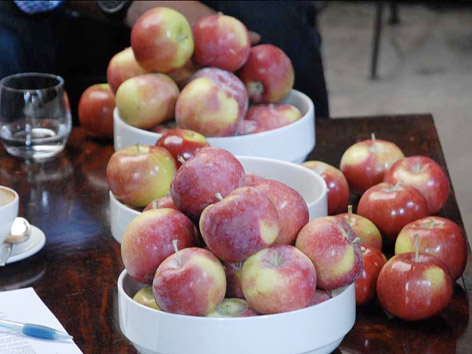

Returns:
5,225,46,264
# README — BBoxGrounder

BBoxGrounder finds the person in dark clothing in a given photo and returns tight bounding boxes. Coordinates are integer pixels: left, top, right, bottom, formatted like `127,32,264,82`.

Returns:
0,1,329,122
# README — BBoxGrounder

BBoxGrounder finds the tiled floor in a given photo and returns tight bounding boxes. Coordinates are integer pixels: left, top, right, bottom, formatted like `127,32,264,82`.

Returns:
318,2,472,242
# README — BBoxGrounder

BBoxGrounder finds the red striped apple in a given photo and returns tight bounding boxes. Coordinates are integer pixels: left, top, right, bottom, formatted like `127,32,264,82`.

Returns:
357,182,429,245
170,147,245,218
377,251,453,321
252,179,308,245
200,186,279,263
355,246,387,305
131,7,194,73
395,216,467,279
384,155,450,214
302,160,350,215
106,47,148,94
241,245,317,314
340,135,404,194
245,103,302,132
296,216,363,290
78,83,114,140
106,144,176,207
155,128,210,168
153,245,226,316
121,208,198,284
116,73,179,129
192,14,250,72
175,67,248,137
336,206,383,251
239,44,294,103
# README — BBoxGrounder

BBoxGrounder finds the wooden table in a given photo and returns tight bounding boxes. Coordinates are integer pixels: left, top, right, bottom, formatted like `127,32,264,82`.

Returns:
0,114,470,353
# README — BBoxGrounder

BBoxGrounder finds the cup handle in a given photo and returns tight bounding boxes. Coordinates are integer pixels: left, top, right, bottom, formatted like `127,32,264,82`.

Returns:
0,243,12,266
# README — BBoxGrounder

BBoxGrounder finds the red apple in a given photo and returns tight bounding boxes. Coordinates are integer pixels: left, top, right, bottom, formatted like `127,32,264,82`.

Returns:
244,173,266,186
106,144,176,207
175,67,248,137
106,47,148,94
143,193,177,211
207,298,258,318
167,59,198,89
355,246,387,306
384,155,450,214
223,262,244,299
200,186,279,263
244,103,302,131
357,182,429,245
309,289,332,306
302,160,350,215
155,128,210,167
116,73,179,129
241,245,317,314
252,179,309,245
236,119,264,135
153,245,226,316
295,216,363,290
336,205,383,251
239,44,294,103
340,135,405,194
131,7,194,73
121,208,198,284
78,83,114,140
395,216,467,279
170,147,245,218
192,14,250,72
377,251,454,321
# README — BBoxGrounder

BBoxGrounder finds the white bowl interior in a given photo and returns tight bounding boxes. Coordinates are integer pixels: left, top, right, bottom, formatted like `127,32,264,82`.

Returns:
118,269,355,354
109,156,327,243
114,89,315,163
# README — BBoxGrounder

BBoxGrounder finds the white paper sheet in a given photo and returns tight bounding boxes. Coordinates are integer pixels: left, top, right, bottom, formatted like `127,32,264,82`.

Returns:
0,287,83,354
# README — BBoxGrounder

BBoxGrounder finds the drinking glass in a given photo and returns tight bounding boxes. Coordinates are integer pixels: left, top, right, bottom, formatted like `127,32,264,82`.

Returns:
0,73,72,160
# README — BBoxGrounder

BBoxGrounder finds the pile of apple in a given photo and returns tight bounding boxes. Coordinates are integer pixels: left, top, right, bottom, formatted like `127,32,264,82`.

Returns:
78,6,304,141
302,134,468,321
107,135,365,317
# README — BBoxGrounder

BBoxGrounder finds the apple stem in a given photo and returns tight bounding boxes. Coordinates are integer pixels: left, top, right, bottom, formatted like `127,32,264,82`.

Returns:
215,192,223,201
173,240,183,267
413,161,422,174
348,205,353,215
371,133,376,144
236,262,243,269
428,218,435,228
272,251,280,267
414,234,419,262
152,201,159,209
352,237,361,245
393,180,402,191
177,156,186,165
135,143,140,154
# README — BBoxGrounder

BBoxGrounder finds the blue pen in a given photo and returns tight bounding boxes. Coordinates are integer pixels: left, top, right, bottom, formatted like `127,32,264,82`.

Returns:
0,319,73,340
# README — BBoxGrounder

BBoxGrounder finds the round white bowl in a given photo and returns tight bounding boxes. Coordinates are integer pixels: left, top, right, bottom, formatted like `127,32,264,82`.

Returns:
110,156,327,243
113,89,315,164
118,269,355,354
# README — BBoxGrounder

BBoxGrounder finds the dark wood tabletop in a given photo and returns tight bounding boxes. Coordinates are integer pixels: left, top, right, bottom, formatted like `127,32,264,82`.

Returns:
0,113,470,354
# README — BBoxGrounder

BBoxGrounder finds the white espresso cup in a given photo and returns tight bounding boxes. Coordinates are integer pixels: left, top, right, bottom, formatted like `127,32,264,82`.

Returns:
0,186,19,244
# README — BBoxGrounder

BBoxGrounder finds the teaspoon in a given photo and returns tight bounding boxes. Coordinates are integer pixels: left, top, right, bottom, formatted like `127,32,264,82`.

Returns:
0,217,31,266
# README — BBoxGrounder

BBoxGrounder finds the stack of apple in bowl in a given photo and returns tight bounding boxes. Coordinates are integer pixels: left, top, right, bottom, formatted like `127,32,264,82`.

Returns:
100,7,315,164
108,135,366,353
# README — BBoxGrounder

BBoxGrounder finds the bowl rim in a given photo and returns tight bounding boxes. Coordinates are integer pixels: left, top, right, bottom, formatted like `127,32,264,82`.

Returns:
113,89,315,142
118,268,353,322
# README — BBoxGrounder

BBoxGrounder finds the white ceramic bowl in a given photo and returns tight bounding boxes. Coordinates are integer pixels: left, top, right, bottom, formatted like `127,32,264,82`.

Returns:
110,156,327,243
118,269,355,354
114,89,315,163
